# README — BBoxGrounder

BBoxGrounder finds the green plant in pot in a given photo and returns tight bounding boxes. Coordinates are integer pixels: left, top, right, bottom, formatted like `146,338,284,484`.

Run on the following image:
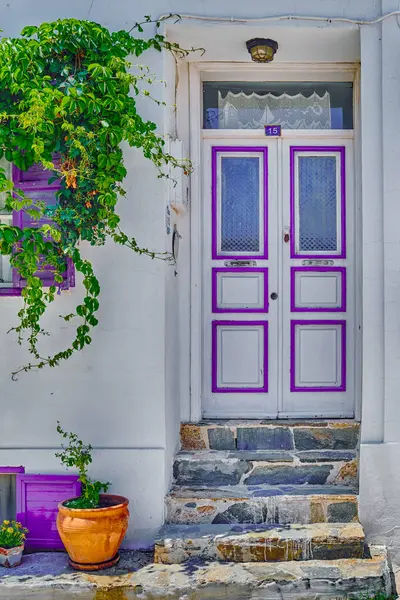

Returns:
56,423,129,570
0,520,29,568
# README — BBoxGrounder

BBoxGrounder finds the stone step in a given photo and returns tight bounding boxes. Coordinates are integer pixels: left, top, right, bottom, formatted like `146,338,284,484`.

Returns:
136,546,393,599
154,522,365,564
173,450,358,488
166,484,358,525
181,420,360,451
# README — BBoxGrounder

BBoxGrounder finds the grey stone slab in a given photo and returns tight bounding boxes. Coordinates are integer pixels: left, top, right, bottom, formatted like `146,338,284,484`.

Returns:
311,543,364,560
199,420,240,425
154,522,365,564
294,427,359,450
0,546,392,600
260,420,330,426
212,501,265,525
245,464,333,486
208,427,236,450
328,500,358,523
156,522,270,539
251,488,286,497
297,450,357,462
226,450,294,461
237,426,294,450
198,420,358,427
155,521,361,541
166,489,359,526
168,484,356,499
173,458,250,486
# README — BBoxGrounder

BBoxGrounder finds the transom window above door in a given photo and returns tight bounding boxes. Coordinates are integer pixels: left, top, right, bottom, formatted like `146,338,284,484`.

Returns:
203,81,353,130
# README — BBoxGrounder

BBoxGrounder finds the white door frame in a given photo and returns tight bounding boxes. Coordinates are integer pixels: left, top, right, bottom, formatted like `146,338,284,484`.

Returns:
188,61,361,423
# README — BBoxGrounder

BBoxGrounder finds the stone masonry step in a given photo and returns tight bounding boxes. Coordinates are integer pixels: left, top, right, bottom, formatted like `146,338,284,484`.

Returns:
142,546,393,599
181,420,360,451
166,484,358,525
173,450,358,489
0,547,393,599
154,522,365,564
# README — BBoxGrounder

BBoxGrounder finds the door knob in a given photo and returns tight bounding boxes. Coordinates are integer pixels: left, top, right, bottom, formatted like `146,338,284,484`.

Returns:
283,226,290,243
270,292,278,300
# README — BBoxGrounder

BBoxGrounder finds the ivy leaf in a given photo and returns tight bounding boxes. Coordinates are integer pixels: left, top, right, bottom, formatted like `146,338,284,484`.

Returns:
97,154,107,169
2,228,15,244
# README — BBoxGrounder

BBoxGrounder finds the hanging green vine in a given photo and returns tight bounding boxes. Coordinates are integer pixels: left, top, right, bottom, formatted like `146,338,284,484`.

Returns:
0,17,192,378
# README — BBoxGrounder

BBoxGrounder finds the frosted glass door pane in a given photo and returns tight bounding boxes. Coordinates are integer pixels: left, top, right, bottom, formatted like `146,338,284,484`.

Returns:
221,157,260,253
203,82,354,129
298,156,337,252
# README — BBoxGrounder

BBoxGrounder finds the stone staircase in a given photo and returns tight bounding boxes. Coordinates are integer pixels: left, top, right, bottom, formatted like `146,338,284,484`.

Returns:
154,420,394,597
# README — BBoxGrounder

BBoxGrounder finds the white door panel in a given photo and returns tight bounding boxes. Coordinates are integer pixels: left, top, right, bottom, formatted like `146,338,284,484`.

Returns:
293,322,345,387
202,140,279,418
214,322,267,390
281,138,354,417
292,268,345,310
201,136,355,418
213,268,268,312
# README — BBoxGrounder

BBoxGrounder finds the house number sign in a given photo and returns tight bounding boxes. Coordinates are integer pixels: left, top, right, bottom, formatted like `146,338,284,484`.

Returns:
264,125,281,137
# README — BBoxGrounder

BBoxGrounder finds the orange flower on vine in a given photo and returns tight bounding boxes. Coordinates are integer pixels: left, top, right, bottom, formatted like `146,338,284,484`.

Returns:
60,158,78,189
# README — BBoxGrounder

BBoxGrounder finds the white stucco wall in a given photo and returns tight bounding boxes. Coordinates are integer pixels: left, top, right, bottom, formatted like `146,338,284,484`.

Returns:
0,2,176,548
0,0,400,558
358,0,400,569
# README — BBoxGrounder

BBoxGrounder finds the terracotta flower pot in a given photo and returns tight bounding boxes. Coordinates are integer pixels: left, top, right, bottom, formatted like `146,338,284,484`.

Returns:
57,494,129,571
0,545,24,568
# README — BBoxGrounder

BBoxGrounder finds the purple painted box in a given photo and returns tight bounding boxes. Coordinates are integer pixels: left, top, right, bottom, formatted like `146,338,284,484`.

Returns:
16,474,81,550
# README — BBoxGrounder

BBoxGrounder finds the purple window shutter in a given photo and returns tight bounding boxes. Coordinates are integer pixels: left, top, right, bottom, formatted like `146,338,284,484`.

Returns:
12,161,75,290
16,474,81,550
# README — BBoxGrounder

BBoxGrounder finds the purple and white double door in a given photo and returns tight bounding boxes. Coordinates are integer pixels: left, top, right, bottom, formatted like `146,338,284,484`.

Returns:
202,137,355,418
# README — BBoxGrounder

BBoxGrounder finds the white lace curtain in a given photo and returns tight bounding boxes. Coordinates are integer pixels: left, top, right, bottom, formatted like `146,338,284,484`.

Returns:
217,91,331,129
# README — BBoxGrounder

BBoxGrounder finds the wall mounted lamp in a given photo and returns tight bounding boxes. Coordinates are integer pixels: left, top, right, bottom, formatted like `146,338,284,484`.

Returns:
246,38,278,63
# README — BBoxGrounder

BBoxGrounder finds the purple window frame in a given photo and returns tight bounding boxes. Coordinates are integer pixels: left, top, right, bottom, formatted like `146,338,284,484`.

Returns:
0,467,25,526
290,267,347,313
0,191,22,295
0,466,25,474
290,319,346,392
212,146,268,260
212,267,269,313
212,320,268,393
290,146,346,259
0,165,75,296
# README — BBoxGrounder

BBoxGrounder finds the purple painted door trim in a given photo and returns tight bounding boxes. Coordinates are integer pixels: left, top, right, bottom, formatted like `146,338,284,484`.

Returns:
212,146,268,260
212,267,269,313
290,267,347,312
212,320,268,393
290,319,346,392
290,146,346,259
16,474,81,550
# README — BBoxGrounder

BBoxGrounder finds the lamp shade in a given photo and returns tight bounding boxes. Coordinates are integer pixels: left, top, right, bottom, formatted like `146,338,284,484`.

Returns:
246,38,278,63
